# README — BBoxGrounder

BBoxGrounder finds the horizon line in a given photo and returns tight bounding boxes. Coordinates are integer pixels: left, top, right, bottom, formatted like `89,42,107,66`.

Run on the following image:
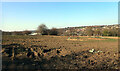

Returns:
1,24,119,32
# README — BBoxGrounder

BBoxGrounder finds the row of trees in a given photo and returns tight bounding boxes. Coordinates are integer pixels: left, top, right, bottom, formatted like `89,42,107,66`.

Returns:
2,24,59,36
2,30,32,35
37,24,58,35
85,27,118,36
37,24,119,36
3,24,119,36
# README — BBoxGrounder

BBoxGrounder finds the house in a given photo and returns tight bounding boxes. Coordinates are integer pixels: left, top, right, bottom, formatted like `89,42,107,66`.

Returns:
29,32,38,35
29,31,41,35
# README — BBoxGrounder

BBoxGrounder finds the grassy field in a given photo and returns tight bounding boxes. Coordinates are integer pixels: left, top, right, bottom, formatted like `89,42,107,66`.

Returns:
2,35,119,70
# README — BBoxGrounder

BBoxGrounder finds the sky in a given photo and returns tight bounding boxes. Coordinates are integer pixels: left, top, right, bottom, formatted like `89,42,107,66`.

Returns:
1,2,118,31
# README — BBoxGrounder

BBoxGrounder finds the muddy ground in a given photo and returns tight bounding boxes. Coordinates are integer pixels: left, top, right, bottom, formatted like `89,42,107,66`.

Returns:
1,35,119,70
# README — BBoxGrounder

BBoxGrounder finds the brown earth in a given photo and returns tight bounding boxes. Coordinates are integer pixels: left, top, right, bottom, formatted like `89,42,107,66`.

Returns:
1,35,119,70
87,38,105,40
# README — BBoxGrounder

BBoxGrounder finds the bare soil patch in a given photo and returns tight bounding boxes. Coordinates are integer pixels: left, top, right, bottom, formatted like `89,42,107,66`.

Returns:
2,35,119,70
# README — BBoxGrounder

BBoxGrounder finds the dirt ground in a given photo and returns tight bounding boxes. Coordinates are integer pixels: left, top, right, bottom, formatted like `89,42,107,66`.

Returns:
1,35,119,70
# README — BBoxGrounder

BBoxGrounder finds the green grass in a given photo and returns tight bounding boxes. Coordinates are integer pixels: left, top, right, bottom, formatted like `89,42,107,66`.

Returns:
107,38,118,41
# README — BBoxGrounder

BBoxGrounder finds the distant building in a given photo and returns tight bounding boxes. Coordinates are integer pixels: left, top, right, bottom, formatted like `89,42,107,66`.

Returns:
29,32,38,35
29,31,41,35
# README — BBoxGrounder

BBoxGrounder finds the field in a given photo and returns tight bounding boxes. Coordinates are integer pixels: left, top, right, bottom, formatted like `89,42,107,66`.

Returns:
2,35,119,70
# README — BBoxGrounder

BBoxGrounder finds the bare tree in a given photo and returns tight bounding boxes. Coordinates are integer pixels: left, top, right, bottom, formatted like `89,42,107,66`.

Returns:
57,29,64,36
37,24,48,35
23,30,32,35
85,27,93,36
101,29,111,36
69,28,76,36
93,28,101,36
49,28,58,35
